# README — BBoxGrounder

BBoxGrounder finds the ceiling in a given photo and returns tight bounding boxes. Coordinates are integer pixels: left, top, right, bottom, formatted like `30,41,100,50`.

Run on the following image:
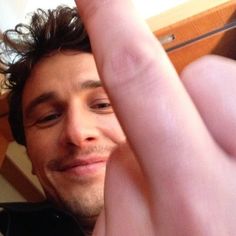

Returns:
0,0,187,31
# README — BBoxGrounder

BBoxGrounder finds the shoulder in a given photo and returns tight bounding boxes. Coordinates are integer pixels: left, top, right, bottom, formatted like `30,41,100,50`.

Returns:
0,201,53,213
0,201,83,236
0,201,54,235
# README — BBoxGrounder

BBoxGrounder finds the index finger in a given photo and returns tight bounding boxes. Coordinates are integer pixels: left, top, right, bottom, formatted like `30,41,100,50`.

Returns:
75,0,219,191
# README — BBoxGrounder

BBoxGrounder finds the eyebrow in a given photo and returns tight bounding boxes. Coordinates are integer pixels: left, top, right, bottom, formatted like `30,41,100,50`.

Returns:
80,80,102,89
24,80,103,118
24,92,57,119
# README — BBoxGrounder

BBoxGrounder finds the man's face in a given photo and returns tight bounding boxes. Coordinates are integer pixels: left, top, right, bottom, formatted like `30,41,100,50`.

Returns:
22,52,125,219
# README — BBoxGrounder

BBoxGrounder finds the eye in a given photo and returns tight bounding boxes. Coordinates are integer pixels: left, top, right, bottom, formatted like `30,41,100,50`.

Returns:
90,99,113,113
36,112,62,127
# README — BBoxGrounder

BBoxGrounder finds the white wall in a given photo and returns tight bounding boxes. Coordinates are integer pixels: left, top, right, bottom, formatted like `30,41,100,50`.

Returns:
0,0,187,31
0,0,75,31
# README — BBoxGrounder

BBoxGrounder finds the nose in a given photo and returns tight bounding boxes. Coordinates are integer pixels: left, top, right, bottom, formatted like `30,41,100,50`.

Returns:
59,104,100,148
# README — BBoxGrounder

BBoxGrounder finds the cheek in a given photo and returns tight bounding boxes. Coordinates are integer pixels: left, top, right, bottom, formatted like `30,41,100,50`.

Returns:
27,142,46,174
26,138,54,184
25,130,54,169
100,115,126,144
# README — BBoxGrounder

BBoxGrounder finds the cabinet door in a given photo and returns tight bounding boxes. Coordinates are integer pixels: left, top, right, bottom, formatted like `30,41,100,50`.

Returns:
151,1,236,73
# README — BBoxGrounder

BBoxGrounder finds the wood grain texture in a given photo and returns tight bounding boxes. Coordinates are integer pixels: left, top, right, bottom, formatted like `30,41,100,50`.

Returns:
147,0,232,31
153,1,236,73
167,28,236,73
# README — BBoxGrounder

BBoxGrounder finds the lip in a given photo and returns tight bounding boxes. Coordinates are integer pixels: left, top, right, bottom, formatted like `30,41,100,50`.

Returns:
58,157,107,177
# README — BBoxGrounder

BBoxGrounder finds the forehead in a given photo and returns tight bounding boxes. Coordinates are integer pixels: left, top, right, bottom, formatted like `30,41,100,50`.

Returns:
22,52,99,108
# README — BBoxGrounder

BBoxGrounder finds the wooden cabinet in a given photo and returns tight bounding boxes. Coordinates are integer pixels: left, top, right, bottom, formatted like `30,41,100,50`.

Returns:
149,0,236,73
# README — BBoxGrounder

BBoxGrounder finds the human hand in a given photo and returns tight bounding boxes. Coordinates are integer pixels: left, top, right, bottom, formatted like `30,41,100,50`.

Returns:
75,1,236,235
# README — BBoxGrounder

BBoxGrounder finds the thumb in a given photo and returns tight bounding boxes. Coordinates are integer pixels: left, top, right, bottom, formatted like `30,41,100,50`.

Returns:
182,55,236,157
102,143,155,236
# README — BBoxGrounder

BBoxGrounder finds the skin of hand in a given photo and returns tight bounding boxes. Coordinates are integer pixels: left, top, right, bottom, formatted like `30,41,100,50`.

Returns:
75,0,236,235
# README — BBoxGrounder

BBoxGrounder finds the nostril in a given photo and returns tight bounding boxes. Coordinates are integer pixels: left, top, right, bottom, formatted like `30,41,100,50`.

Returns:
87,137,95,141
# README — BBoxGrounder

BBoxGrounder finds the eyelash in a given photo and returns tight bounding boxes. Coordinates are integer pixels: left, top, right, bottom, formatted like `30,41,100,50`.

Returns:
36,112,62,127
90,99,112,112
34,99,112,127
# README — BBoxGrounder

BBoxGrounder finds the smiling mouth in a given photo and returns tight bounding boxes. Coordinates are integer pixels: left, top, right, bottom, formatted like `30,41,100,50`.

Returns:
59,158,107,177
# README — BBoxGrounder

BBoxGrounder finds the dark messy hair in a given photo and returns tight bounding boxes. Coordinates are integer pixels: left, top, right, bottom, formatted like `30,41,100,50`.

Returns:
0,6,91,146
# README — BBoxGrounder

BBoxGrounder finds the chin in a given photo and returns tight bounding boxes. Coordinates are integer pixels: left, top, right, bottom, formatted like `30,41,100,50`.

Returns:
55,183,105,218
62,192,104,218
